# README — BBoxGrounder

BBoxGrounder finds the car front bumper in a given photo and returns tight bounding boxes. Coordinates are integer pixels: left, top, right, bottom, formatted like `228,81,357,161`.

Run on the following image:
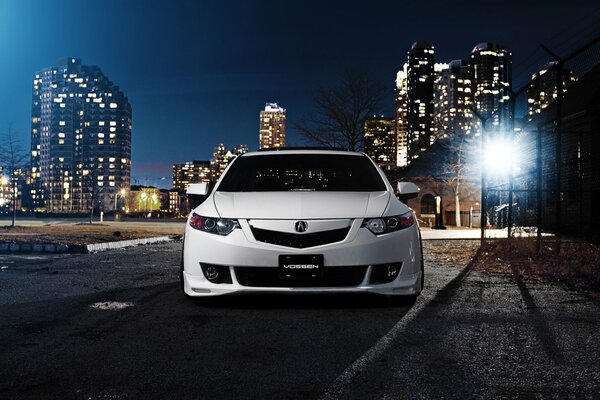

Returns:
182,219,422,297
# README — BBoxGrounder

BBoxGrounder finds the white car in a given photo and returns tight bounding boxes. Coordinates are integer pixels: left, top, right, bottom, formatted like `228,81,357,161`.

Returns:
181,149,423,299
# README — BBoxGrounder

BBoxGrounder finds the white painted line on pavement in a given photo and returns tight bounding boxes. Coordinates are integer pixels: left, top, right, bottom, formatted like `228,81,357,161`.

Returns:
319,269,460,400
89,301,134,310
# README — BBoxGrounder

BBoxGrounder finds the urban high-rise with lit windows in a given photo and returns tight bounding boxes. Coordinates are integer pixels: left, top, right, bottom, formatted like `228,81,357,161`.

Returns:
210,143,248,180
527,61,577,121
30,58,131,212
434,59,473,140
172,160,211,191
395,65,409,168
259,103,286,149
407,42,436,162
363,117,396,172
469,43,512,135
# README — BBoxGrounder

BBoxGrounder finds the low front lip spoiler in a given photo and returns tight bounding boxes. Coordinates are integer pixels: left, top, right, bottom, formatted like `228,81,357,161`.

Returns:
183,271,422,297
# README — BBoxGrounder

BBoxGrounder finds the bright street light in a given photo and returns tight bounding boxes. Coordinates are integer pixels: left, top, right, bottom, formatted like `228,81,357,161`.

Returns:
483,136,519,176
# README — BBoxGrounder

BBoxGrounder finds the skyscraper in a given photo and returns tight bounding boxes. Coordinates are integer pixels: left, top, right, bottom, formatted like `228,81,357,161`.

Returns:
395,65,409,168
527,61,577,121
434,59,473,140
210,143,248,180
363,116,396,171
172,160,211,191
259,103,286,149
231,144,249,156
407,42,436,162
30,58,131,212
469,43,512,135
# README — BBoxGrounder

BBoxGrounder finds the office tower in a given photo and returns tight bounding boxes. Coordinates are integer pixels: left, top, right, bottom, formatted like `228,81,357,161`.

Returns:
527,61,577,120
469,43,512,135
259,102,286,149
210,143,248,180
30,57,131,212
364,117,396,172
232,144,249,156
211,143,229,180
395,65,409,167
434,59,473,140
0,171,12,211
407,42,436,162
172,160,211,191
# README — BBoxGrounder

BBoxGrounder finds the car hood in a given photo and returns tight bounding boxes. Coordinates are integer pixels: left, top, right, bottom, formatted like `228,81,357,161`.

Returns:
212,191,392,219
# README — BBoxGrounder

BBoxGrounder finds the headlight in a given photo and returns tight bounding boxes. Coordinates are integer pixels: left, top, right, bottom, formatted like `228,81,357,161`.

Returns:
362,211,415,235
189,213,239,236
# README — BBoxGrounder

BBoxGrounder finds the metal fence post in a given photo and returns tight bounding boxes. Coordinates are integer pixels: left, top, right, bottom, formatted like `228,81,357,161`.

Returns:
555,61,563,252
507,96,516,239
536,127,543,252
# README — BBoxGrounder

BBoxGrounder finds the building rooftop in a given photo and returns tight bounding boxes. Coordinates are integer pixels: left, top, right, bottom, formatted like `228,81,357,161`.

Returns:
263,102,286,113
411,41,433,50
471,42,508,54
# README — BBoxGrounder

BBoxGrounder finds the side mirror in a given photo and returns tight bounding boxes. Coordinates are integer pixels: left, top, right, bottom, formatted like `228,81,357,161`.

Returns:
187,183,209,196
187,183,213,209
397,182,420,202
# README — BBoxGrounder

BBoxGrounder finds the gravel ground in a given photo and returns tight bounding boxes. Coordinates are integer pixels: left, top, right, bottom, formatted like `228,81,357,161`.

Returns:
0,240,598,399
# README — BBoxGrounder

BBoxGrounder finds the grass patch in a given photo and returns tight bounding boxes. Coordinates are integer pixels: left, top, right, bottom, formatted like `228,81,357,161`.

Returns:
0,224,183,245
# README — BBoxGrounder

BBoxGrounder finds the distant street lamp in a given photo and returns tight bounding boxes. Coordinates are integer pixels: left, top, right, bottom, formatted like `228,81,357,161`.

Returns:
140,192,148,212
114,188,127,211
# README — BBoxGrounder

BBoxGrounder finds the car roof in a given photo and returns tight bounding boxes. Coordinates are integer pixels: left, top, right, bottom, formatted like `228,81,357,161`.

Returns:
242,148,364,157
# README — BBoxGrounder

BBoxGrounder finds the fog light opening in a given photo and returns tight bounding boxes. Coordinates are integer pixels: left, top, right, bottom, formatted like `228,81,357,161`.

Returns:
200,263,233,284
386,264,400,279
205,266,219,281
370,262,403,284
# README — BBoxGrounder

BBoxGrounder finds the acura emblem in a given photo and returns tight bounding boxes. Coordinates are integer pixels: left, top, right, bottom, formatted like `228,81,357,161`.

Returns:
294,221,308,233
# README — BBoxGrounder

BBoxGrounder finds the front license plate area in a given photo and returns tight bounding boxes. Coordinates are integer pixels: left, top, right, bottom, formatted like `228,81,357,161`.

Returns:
279,254,323,279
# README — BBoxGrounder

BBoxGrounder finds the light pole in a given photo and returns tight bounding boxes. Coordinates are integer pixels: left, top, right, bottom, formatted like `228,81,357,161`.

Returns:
114,188,126,211
140,192,147,212
151,193,158,211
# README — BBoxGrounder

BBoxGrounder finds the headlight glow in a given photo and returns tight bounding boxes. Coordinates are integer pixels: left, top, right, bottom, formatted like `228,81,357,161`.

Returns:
189,213,239,236
362,211,415,235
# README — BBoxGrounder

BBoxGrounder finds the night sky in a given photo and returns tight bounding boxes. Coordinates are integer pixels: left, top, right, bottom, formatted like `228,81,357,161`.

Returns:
1,0,599,187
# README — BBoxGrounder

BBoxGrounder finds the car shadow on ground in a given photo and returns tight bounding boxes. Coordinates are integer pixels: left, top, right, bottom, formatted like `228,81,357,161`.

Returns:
187,292,417,310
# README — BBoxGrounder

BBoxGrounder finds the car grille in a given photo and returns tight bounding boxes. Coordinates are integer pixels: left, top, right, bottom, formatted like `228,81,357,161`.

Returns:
234,266,367,288
250,226,350,248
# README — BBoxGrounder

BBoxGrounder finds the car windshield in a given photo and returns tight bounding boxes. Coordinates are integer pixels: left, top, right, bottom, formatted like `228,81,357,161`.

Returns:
217,153,386,192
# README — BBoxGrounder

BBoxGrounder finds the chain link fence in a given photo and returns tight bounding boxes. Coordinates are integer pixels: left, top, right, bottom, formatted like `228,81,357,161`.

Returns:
482,36,600,244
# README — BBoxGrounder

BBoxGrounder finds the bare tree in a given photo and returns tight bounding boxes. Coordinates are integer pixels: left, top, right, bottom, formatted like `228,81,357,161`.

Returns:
295,71,387,151
0,128,29,227
438,134,479,227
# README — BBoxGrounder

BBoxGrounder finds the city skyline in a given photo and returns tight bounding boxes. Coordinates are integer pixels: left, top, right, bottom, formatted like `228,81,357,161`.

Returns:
30,57,131,212
1,0,599,187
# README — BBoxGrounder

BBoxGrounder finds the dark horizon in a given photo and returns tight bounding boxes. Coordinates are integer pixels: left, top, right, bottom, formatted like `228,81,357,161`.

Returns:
1,0,599,187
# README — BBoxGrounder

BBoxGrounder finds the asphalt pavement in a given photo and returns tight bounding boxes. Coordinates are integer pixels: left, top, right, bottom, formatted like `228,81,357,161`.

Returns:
0,241,598,399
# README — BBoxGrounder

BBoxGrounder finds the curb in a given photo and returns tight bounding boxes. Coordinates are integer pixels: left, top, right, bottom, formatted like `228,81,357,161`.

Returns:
0,235,178,254
85,236,175,253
